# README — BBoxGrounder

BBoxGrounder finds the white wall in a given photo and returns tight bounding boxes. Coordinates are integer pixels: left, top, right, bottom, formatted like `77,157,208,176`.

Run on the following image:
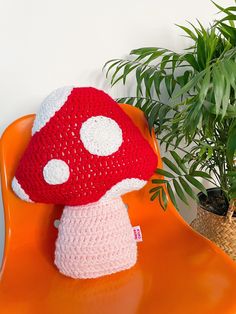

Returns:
0,0,232,263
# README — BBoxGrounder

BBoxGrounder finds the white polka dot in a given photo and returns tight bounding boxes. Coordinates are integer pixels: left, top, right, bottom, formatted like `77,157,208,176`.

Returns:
32,86,73,135
43,159,70,185
12,177,32,202
80,116,123,156
100,178,147,200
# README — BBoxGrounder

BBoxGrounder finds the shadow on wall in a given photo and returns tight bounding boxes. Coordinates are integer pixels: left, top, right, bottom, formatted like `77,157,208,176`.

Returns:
177,198,197,224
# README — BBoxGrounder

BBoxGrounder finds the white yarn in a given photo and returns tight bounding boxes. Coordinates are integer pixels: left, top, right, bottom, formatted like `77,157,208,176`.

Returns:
43,159,70,185
80,116,123,156
12,177,32,202
32,86,73,135
101,178,147,200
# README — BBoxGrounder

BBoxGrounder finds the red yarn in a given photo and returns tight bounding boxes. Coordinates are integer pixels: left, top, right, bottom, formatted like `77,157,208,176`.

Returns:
15,87,158,205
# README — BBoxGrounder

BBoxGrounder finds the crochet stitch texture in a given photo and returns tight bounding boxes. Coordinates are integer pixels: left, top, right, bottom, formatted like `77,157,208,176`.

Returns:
55,198,137,278
13,87,157,205
12,87,158,278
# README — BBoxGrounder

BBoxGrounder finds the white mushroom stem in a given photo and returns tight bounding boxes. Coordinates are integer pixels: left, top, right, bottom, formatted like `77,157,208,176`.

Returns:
54,197,137,279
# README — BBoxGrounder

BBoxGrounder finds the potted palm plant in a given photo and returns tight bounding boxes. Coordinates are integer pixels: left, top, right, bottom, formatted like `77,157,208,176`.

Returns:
104,2,236,259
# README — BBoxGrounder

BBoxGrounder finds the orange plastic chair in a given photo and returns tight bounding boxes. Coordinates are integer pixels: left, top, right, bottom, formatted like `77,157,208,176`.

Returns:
1,104,236,314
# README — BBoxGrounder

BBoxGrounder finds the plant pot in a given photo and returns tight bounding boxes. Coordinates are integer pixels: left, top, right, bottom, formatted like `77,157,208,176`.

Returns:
191,188,236,260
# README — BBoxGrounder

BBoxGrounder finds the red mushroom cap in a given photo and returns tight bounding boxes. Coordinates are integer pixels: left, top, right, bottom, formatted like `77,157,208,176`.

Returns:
12,87,158,205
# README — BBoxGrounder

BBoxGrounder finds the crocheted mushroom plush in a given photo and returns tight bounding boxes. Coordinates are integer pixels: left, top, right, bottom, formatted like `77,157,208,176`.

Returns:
12,87,157,279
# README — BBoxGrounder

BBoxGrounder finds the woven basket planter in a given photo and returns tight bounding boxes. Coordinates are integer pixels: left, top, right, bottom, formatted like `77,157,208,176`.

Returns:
191,192,236,261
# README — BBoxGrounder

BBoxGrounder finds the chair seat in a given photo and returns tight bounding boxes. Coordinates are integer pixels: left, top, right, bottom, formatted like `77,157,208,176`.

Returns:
1,107,236,314
1,207,236,314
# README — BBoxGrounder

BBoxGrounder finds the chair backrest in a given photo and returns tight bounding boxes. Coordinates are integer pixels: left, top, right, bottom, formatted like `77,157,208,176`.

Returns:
0,104,183,276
